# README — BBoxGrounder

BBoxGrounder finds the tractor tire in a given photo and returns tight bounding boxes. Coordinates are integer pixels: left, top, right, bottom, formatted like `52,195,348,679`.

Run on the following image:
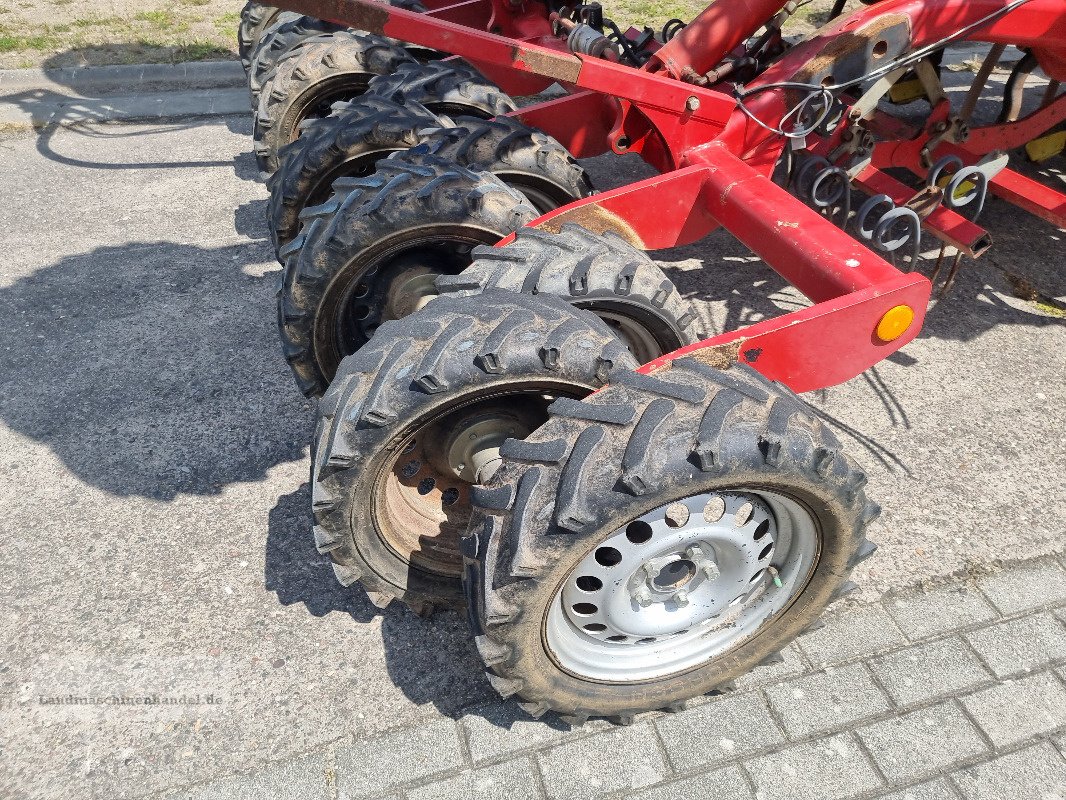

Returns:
368,60,517,119
402,116,594,215
277,156,538,397
465,360,880,721
253,31,417,175
238,1,283,71
438,225,703,364
311,292,638,612
268,112,594,258
267,96,441,257
248,14,345,111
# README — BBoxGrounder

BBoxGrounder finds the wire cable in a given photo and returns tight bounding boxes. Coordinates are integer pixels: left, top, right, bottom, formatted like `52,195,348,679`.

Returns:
733,0,1034,139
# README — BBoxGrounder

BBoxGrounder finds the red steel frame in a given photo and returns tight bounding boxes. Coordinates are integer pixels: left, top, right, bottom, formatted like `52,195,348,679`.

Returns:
277,0,1066,393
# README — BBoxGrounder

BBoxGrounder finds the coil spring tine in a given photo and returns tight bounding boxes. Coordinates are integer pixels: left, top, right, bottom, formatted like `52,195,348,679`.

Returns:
944,166,989,222
794,155,831,200
923,157,987,297
930,242,948,286
872,206,922,272
773,145,797,189
927,155,964,189
810,166,851,228
856,194,895,241
939,251,966,297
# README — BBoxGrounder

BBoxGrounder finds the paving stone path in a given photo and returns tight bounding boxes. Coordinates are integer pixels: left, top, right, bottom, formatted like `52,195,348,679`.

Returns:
166,554,1066,800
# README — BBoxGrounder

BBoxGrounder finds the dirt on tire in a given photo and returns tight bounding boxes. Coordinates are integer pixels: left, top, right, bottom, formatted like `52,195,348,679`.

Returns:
310,292,637,612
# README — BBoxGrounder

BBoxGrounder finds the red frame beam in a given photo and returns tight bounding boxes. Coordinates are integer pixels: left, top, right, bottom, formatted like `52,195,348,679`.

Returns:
272,0,1065,392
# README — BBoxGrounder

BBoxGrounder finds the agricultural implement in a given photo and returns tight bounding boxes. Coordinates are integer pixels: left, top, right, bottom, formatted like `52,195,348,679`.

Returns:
237,0,1066,722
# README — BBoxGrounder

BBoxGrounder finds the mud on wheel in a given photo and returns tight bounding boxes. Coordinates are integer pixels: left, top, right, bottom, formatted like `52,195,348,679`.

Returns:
247,14,345,110
267,96,441,257
269,110,594,257
464,360,880,721
311,292,637,612
253,31,416,174
277,156,538,397
368,60,517,119
238,2,283,71
401,117,594,214
438,224,703,364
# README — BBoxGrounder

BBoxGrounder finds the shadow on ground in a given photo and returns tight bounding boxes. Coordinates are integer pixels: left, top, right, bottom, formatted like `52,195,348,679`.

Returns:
266,483,509,718
0,238,301,499
3,45,251,175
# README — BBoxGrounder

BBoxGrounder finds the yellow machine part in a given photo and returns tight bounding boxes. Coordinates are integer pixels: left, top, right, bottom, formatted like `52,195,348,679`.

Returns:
889,77,927,104
1025,131,1066,163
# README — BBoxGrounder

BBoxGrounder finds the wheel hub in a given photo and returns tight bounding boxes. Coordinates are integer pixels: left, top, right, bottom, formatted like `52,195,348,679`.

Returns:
383,265,441,321
546,490,819,681
443,413,522,484
562,493,777,640
592,309,665,365
372,397,548,577
336,240,477,353
633,545,721,607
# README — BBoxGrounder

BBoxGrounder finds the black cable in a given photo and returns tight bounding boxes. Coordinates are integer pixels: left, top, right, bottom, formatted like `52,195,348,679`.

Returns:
662,18,686,41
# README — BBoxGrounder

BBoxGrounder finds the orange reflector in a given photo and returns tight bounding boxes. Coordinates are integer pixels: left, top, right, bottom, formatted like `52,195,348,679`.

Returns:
876,305,915,342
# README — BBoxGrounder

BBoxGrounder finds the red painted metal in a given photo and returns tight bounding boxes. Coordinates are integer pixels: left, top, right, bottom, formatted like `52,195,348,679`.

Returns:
966,93,1066,154
639,274,931,393
647,0,786,78
421,0,489,27
870,118,1066,231
275,0,1066,392
508,91,620,158
986,167,1066,230
688,145,907,302
529,165,719,248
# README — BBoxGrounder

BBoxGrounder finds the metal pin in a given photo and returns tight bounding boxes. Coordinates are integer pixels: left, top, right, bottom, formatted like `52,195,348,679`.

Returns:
939,251,965,297
768,566,783,588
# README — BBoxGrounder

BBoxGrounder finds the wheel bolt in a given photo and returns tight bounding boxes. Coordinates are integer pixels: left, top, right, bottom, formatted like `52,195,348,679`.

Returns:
633,587,653,607
675,589,690,607
702,561,721,581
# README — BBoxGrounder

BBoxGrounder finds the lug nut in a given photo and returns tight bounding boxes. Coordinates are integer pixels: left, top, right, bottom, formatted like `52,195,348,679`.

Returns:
633,587,653,607
702,561,721,581
675,589,690,607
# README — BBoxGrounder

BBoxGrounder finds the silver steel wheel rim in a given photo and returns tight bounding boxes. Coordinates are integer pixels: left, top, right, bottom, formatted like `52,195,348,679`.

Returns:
545,490,819,682
594,310,664,364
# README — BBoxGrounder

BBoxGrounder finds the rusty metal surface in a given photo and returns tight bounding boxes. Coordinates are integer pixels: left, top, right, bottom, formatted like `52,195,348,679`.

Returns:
534,203,644,248
792,13,912,88
511,45,583,84
683,340,743,371
376,458,468,577
281,0,391,32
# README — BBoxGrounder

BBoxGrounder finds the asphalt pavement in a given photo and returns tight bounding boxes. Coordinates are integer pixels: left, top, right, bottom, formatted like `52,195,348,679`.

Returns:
0,106,1063,799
